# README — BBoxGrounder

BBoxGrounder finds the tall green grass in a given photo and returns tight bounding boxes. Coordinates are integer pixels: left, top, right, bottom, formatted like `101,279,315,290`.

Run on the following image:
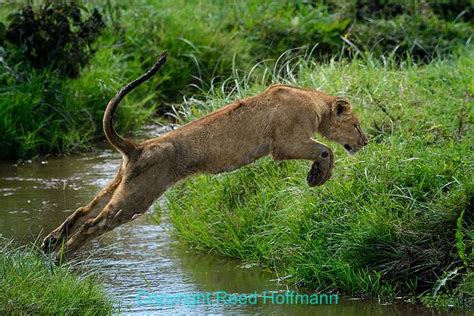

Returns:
162,47,473,309
0,239,113,314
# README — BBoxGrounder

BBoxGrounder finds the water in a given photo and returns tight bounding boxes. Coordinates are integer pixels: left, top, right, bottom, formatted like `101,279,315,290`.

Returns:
0,137,455,315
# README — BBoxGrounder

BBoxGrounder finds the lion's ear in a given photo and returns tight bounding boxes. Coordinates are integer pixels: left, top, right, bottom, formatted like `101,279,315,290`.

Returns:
333,98,351,117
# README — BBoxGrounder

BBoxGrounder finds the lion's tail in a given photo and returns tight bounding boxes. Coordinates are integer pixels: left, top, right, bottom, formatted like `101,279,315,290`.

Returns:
103,52,167,157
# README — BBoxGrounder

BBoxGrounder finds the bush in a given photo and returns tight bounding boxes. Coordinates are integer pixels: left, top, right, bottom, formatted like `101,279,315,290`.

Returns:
5,2,105,78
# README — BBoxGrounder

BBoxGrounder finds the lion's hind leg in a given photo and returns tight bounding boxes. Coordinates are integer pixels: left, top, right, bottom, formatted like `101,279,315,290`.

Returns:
42,170,123,253
61,181,160,255
56,142,177,256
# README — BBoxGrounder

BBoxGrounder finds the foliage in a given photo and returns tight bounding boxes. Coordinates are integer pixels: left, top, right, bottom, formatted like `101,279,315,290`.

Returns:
421,272,474,309
349,14,473,61
0,0,472,159
163,47,474,309
223,2,351,60
0,239,113,315
0,53,155,159
5,2,105,78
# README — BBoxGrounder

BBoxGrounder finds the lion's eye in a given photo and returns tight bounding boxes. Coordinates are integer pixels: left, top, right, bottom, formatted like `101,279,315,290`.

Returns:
354,124,362,134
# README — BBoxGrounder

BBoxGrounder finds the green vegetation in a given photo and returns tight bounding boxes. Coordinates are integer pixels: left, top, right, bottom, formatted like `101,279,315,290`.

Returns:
0,0,472,160
0,240,113,315
1,0,472,311
5,2,105,78
162,47,473,309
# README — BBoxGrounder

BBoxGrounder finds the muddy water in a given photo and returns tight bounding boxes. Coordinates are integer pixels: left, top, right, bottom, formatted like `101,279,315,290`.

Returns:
0,137,450,315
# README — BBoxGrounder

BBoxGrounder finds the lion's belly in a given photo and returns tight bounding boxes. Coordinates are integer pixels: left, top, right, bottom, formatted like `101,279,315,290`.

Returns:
203,140,272,174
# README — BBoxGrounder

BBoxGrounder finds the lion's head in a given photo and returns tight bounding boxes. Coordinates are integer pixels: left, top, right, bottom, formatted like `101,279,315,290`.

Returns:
319,98,368,155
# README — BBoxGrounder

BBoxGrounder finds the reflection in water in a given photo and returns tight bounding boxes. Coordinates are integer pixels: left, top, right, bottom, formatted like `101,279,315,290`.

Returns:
0,142,449,315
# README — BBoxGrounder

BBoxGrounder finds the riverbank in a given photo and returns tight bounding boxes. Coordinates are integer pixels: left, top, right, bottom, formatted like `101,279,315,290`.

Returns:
0,240,113,314
163,47,473,310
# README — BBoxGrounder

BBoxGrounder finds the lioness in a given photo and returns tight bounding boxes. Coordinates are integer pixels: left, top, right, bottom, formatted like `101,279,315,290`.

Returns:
42,52,368,255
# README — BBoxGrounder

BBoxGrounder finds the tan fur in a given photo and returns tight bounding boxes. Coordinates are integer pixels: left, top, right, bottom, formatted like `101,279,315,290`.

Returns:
42,55,368,255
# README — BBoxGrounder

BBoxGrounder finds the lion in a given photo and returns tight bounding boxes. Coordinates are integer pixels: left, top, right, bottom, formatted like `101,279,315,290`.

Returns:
42,52,368,256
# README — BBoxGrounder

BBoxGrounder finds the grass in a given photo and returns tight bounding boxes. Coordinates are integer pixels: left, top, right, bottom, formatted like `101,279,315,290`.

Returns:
161,46,473,309
0,239,114,315
0,0,472,160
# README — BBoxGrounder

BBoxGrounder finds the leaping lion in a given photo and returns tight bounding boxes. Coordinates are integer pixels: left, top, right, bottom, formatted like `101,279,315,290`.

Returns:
42,52,368,256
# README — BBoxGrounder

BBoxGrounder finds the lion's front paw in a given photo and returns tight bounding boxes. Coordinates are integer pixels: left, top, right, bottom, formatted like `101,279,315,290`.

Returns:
306,162,328,186
307,150,334,187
